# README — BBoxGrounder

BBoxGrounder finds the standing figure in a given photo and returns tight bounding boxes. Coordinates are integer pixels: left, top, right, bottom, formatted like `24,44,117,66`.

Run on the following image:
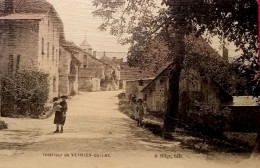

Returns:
59,95,68,133
136,99,145,127
53,97,62,133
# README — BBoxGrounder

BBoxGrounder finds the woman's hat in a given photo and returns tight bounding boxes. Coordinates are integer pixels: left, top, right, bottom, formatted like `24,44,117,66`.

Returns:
137,99,143,103
61,95,68,99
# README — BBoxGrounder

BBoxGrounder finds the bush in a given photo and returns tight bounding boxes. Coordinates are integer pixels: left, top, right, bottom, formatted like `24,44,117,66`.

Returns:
118,103,135,119
0,120,8,130
118,92,126,99
1,70,49,118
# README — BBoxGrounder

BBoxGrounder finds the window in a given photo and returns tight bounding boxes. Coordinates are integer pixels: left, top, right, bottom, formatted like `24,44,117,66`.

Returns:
16,55,20,72
8,55,13,74
52,46,54,61
53,77,56,93
144,94,147,101
83,55,88,67
138,80,143,86
0,33,3,44
56,49,59,63
83,65,87,68
42,38,44,55
47,42,50,58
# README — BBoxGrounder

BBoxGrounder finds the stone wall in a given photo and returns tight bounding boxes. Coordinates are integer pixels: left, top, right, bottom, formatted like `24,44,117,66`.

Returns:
78,77,100,92
125,79,153,100
59,47,71,95
226,106,260,133
59,47,80,96
38,15,60,99
0,20,39,73
0,15,60,100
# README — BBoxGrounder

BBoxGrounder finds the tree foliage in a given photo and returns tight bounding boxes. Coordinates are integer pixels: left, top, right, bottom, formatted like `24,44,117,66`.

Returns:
93,0,259,96
1,70,49,118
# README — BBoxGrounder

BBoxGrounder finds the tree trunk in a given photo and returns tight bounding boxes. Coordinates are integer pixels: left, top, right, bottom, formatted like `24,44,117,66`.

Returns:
162,34,185,138
162,9,186,138
0,74,2,119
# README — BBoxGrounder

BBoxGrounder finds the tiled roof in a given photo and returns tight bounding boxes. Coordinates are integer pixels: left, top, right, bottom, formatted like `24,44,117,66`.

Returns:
100,55,120,70
0,13,46,19
120,63,157,81
0,0,52,14
140,34,231,96
0,0,65,42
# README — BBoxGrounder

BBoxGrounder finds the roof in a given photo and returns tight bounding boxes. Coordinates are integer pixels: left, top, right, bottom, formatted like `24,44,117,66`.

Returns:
62,41,116,70
100,55,120,70
0,0,65,42
0,0,52,14
120,66,157,81
124,78,154,82
141,62,174,92
80,38,92,50
0,13,46,19
141,62,233,99
96,51,127,61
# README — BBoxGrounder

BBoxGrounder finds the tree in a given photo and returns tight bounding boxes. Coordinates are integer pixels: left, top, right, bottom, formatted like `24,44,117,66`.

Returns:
92,0,259,136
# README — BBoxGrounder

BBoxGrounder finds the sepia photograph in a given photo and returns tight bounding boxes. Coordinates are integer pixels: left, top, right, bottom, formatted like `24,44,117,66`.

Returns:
0,0,259,167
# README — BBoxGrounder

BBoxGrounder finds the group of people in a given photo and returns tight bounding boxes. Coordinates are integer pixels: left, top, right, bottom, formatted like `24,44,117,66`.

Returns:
52,95,68,133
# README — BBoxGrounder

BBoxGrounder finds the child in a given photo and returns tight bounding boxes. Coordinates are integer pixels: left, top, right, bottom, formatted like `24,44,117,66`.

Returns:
136,99,145,127
53,97,62,133
59,95,68,133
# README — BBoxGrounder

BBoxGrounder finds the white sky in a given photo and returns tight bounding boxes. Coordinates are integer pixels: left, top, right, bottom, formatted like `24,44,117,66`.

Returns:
48,0,130,53
48,0,240,59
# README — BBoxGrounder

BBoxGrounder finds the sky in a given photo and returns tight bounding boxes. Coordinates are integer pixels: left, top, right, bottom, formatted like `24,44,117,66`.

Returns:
48,0,240,59
48,0,130,53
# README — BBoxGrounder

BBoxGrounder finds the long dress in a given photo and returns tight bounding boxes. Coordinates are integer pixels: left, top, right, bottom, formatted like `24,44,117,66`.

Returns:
60,100,68,125
53,102,62,125
136,104,144,120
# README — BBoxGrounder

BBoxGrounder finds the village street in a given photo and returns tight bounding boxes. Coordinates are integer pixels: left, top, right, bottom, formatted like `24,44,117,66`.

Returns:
0,91,258,168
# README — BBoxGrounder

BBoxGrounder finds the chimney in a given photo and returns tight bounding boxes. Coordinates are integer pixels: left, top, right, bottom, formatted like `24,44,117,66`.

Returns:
93,51,96,58
4,0,15,15
223,46,228,61
103,51,106,57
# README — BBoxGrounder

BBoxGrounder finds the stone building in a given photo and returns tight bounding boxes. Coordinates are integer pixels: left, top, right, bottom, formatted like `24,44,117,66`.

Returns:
0,0,64,99
141,64,233,113
125,78,154,100
78,49,121,91
59,41,81,96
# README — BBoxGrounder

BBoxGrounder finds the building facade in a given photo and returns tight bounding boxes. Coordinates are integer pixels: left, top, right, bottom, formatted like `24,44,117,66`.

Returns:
59,44,81,96
0,0,64,99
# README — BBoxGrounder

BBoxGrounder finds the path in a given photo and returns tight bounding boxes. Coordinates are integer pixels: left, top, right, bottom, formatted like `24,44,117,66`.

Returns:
0,91,259,168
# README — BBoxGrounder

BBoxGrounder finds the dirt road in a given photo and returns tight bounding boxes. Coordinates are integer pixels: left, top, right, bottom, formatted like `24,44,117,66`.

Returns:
0,91,259,168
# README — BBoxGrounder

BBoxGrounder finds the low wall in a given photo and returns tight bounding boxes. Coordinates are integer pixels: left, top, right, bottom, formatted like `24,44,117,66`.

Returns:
79,78,100,92
226,106,260,133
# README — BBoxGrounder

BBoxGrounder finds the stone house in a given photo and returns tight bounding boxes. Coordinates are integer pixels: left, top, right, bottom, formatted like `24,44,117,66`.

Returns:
125,78,154,101
0,0,65,99
120,63,156,99
59,41,81,96
77,39,119,91
141,63,233,114
99,54,121,90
